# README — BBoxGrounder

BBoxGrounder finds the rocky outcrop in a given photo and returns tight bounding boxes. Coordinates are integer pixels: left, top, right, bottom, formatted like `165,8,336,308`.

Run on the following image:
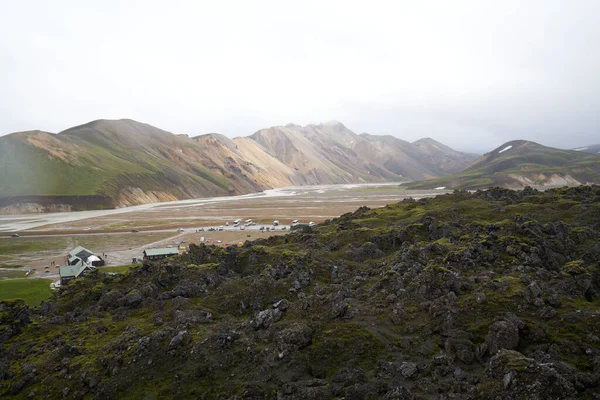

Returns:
485,350,578,399
2,187,600,398
117,187,179,207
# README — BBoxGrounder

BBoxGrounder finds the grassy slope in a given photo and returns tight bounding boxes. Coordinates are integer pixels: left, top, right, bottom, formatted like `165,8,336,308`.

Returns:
0,264,137,306
1,186,600,398
0,120,259,205
0,135,108,197
0,278,53,306
97,264,137,274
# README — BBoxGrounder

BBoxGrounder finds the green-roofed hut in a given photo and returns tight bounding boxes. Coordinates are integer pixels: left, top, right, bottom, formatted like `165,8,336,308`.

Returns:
68,256,84,266
143,247,179,261
59,263,96,286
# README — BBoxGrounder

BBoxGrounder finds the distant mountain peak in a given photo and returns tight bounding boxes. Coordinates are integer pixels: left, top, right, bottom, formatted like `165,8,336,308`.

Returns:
486,140,539,154
60,118,149,135
413,137,436,143
319,120,347,129
194,132,226,140
404,139,600,191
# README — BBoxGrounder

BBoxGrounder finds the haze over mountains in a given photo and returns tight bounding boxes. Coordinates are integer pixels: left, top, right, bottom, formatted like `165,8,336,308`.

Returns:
0,119,475,212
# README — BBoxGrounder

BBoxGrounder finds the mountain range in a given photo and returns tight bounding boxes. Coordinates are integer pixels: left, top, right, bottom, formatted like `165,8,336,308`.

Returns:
0,119,475,212
2,119,600,213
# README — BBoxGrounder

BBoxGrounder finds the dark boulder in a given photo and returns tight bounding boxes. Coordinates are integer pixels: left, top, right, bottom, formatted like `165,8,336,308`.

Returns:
485,349,577,399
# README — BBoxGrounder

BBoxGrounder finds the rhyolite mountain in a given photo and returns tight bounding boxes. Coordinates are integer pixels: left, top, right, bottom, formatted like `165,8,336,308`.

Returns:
248,122,474,183
0,119,476,212
1,186,600,398
404,140,600,190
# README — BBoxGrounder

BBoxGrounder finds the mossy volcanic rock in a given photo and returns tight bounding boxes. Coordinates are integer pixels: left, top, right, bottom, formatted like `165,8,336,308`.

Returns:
2,186,600,398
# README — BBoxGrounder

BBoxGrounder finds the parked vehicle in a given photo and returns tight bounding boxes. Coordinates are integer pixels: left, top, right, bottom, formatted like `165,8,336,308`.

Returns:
131,229,139,233
11,233,20,238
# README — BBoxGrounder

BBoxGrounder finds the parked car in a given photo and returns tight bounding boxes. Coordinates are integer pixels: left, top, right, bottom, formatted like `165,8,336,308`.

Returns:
11,233,20,238
131,229,139,233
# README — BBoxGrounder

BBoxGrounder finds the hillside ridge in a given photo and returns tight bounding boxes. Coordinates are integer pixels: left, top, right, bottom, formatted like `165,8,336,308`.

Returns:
0,119,476,212
403,139,600,190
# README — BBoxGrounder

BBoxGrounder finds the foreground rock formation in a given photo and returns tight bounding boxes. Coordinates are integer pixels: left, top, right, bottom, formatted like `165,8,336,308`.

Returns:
1,186,600,398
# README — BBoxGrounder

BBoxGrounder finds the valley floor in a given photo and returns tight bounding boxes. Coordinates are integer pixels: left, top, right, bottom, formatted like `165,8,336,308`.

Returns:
0,184,448,276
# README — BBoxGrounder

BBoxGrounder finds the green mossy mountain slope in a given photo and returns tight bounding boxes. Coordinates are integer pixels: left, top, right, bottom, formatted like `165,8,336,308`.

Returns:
0,120,264,209
1,186,600,398
404,140,600,190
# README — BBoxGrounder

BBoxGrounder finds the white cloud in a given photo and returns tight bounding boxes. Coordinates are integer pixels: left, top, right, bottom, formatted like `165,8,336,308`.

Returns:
0,0,599,152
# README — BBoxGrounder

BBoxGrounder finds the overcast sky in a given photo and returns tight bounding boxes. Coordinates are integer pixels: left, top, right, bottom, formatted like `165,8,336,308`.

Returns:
1,0,599,153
